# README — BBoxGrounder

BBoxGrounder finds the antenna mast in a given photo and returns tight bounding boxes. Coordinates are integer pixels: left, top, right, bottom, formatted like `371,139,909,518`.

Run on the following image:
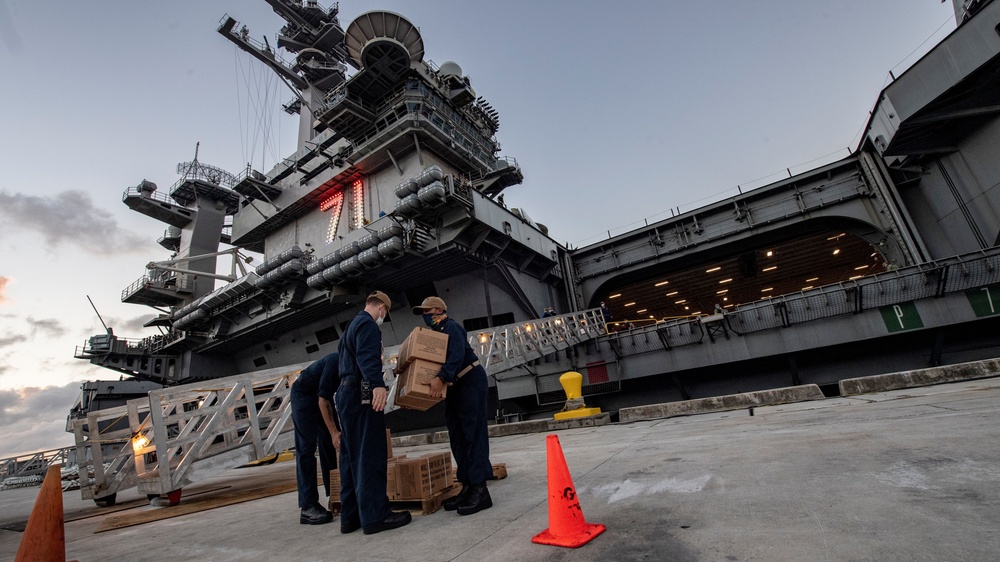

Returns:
87,295,111,334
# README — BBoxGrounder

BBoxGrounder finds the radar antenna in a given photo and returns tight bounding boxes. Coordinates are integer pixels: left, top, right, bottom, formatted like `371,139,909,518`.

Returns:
176,142,238,187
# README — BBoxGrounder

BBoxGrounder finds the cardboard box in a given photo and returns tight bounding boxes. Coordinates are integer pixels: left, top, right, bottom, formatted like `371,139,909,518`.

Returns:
395,358,446,411
330,453,454,505
330,468,341,497
388,452,453,500
330,455,409,502
398,327,449,369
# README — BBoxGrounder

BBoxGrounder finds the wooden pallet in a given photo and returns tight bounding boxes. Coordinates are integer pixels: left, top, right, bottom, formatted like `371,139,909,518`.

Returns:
450,463,508,481
329,483,462,516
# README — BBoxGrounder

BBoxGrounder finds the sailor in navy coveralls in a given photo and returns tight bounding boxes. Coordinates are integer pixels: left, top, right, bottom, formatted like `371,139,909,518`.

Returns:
290,351,340,525
335,291,412,535
414,296,494,515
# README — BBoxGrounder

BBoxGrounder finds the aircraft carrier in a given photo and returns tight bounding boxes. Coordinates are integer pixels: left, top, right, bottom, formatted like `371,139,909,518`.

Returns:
56,0,1000,506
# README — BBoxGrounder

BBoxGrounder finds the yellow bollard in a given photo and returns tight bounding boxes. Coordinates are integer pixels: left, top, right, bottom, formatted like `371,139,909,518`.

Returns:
559,371,584,400
553,371,602,421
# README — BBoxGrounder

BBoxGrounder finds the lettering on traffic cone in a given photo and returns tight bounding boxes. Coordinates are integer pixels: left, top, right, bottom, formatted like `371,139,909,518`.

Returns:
15,464,67,562
531,434,606,548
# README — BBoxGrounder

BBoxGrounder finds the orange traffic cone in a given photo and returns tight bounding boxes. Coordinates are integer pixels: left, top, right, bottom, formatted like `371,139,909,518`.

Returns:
531,434,606,548
15,464,67,562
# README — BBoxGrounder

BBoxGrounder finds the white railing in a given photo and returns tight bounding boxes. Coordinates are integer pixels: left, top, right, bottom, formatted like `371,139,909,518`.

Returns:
134,367,302,495
469,309,606,376
70,365,306,503
71,400,150,503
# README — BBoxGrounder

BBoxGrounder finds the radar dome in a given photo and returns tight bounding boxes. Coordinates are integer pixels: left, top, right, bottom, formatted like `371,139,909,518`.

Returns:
439,61,463,77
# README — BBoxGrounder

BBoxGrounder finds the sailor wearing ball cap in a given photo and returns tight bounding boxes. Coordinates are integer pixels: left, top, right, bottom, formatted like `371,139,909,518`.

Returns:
336,290,412,535
412,296,494,515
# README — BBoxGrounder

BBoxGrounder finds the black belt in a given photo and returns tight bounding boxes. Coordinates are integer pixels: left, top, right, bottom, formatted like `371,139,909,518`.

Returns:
456,360,480,379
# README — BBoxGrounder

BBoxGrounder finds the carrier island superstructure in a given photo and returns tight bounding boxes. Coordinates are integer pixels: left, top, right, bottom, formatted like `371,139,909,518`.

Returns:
76,4,555,385
74,0,1000,428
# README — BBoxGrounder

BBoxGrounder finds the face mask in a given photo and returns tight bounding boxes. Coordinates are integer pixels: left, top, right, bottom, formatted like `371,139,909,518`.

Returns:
422,313,435,327
375,307,386,326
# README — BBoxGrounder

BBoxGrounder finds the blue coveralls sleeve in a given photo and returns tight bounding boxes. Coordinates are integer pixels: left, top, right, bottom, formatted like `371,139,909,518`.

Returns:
354,318,386,388
436,320,467,383
317,352,340,401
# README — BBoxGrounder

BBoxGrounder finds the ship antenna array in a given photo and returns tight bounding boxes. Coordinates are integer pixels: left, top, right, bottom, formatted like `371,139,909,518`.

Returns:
86,295,111,334
176,142,238,187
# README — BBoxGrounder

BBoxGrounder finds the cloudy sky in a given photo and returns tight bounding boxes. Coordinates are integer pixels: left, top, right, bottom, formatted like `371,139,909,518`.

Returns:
0,1,956,457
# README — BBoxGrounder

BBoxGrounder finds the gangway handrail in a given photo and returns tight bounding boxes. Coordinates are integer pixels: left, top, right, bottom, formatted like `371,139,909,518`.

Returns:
71,399,150,502
467,309,607,375
134,366,304,495
0,446,74,482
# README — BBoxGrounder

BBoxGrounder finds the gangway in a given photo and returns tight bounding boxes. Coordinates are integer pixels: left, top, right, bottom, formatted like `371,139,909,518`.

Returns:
0,446,74,488
70,310,607,505
71,364,307,505
385,308,608,411
467,308,607,375
72,401,148,505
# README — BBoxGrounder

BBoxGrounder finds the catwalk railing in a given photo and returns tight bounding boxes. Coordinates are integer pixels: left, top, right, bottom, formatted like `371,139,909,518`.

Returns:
604,247,1000,358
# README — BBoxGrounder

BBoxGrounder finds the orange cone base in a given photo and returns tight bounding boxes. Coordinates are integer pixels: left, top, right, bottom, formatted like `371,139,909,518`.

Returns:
532,522,606,548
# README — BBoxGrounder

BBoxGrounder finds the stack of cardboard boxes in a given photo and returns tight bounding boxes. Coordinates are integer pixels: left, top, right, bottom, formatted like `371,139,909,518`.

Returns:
329,429,454,506
393,327,449,411
386,452,452,500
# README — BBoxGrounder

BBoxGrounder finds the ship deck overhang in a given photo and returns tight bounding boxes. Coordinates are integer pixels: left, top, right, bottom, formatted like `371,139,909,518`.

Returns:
195,244,544,355
865,1,1000,162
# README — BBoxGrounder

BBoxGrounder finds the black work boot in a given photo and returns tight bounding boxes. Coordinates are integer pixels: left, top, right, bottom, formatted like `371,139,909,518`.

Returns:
456,483,492,516
362,510,412,534
443,484,470,511
300,503,334,525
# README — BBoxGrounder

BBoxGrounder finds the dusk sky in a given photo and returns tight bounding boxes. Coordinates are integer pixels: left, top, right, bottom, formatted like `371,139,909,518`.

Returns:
0,1,956,457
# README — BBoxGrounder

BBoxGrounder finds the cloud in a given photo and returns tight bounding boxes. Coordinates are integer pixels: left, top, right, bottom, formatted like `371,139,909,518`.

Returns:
0,316,67,346
26,316,68,338
0,334,28,349
0,276,9,304
104,313,159,334
0,190,149,255
0,383,81,457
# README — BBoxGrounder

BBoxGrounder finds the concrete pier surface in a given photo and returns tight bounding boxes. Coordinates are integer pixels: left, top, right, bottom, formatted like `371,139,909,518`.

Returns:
2,377,998,561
